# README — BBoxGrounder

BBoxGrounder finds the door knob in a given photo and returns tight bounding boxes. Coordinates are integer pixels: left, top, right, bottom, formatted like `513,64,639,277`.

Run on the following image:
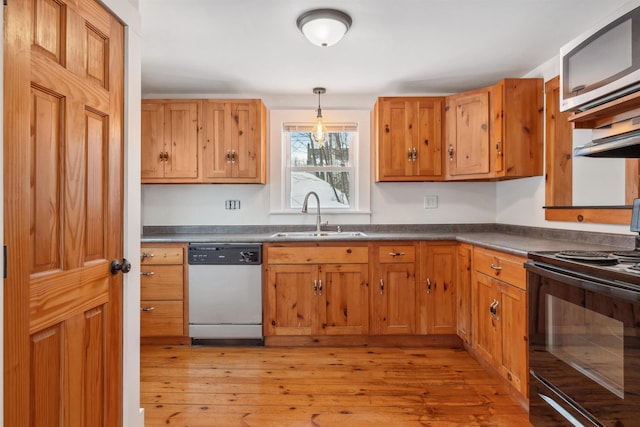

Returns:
110,258,132,275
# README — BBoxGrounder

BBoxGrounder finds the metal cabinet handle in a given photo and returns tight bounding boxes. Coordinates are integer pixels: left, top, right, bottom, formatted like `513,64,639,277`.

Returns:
490,263,502,271
407,148,413,162
490,299,500,321
318,280,323,296
140,306,155,312
141,252,155,260
448,144,454,161
426,278,431,294
388,252,405,257
412,147,417,161
140,271,155,276
313,279,318,296
231,150,236,163
379,279,384,295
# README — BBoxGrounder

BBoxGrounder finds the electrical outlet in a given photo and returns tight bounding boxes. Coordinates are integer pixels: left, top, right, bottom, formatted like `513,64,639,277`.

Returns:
225,200,241,210
424,195,438,209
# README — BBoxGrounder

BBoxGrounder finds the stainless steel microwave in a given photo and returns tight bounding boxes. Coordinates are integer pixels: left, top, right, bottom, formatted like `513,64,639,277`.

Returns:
560,1,640,112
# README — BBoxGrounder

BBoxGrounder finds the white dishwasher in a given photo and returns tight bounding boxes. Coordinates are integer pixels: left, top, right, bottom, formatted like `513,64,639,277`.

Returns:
187,243,262,343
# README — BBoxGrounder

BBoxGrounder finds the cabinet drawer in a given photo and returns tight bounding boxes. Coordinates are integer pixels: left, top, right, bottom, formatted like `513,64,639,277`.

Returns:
473,247,526,290
140,246,184,265
140,301,184,337
267,246,368,264
377,245,416,263
140,265,183,300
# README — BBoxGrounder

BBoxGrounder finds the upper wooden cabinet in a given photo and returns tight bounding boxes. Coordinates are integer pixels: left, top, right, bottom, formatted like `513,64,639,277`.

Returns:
141,100,201,183
445,78,543,180
374,97,445,181
202,99,267,184
141,98,267,184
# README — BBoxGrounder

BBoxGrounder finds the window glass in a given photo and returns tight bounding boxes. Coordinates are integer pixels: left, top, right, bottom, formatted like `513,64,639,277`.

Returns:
285,124,357,209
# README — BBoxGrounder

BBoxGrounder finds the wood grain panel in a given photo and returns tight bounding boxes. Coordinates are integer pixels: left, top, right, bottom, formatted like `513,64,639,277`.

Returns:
498,284,528,396
473,247,526,290
424,244,456,334
164,102,199,178
140,265,184,300
267,245,368,265
140,301,185,337
83,307,105,427
140,102,165,178
232,101,257,179
202,101,229,179
29,263,110,333
31,87,63,274
85,109,107,262
33,0,65,64
320,264,369,335
85,23,107,87
416,98,443,177
376,244,415,263
30,326,62,426
140,245,184,265
448,90,490,175
265,265,315,335
545,207,632,225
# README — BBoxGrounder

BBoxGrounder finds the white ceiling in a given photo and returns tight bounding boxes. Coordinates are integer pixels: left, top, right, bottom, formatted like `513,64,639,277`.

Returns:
139,0,630,97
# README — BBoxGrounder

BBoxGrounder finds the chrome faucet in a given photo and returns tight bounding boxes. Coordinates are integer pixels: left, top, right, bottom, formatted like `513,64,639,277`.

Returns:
301,191,322,233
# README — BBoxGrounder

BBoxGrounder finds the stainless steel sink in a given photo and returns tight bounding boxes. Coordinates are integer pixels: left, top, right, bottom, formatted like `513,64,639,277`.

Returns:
270,231,367,238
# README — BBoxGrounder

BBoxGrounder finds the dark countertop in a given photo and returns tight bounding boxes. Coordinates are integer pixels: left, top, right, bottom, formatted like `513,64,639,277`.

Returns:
142,224,636,257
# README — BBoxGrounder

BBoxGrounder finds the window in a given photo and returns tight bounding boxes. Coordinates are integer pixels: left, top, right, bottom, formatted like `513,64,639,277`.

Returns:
284,123,358,210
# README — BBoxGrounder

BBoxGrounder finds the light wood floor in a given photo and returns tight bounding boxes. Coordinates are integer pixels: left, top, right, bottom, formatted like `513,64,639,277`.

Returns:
140,345,532,427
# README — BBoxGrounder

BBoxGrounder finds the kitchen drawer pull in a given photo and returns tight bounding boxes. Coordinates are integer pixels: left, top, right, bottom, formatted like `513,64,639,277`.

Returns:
140,271,155,276
313,279,318,296
379,279,384,295
388,252,405,257
140,306,156,312
490,263,502,271
141,252,155,259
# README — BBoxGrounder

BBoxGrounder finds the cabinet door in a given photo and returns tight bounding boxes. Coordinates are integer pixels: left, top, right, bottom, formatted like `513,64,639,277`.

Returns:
202,100,231,180
230,101,260,180
418,244,456,335
498,284,528,397
317,263,369,335
446,90,490,176
415,98,443,178
377,99,413,179
163,101,200,179
264,264,316,336
456,244,472,344
374,262,416,335
141,102,165,179
472,273,501,365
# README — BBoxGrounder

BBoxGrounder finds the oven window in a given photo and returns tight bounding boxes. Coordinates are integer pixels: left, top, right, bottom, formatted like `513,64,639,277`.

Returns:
546,295,624,398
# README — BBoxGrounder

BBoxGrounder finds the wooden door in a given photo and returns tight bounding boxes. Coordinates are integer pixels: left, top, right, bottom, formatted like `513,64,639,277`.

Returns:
374,262,416,335
415,98,443,178
472,274,501,366
164,101,200,179
202,100,231,180
264,265,315,336
317,263,369,335
230,100,259,180
4,0,125,426
377,99,413,179
455,244,472,344
446,90,490,176
141,102,165,179
419,244,456,335
498,284,528,397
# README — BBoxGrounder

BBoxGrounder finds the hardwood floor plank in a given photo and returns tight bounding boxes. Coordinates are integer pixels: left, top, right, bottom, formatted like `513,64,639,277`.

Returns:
140,345,531,427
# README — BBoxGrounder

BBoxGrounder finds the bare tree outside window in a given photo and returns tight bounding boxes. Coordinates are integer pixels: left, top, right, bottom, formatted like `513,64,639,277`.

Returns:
287,125,356,209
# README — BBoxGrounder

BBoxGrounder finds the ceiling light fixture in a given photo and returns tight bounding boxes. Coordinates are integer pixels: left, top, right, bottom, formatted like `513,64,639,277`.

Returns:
312,87,326,147
297,9,352,47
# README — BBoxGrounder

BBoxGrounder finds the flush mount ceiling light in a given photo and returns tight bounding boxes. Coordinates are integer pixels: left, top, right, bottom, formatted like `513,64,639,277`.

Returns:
297,9,352,47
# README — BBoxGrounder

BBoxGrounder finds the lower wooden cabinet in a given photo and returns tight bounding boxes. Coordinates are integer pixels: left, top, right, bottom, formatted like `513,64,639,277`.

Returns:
472,246,528,397
417,242,457,335
372,243,417,334
455,243,472,344
140,243,189,343
263,244,369,336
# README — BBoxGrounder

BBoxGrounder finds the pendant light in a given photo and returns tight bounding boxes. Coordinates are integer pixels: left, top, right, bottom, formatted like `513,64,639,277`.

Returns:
312,87,326,147
297,9,352,47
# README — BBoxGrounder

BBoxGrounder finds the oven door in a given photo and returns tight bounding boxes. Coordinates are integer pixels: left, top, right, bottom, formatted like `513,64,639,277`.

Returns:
527,262,640,426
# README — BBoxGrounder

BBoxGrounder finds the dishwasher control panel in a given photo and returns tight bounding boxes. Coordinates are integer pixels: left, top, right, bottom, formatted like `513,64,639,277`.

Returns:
187,243,262,265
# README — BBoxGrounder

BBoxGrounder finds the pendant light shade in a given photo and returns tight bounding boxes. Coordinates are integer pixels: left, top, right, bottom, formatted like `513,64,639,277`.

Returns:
297,9,352,47
312,87,326,147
